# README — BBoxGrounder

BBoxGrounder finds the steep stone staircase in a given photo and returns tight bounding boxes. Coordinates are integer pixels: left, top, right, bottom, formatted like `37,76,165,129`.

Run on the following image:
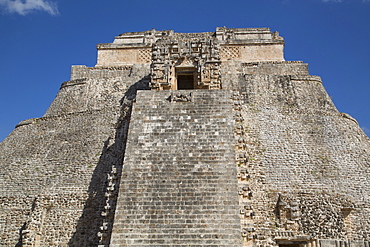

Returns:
110,90,241,246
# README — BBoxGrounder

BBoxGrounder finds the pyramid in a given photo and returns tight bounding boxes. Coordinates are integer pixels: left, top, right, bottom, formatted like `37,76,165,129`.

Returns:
0,27,369,247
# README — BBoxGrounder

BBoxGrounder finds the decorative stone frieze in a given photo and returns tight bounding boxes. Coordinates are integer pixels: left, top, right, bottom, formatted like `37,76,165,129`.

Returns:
170,92,192,102
150,35,221,90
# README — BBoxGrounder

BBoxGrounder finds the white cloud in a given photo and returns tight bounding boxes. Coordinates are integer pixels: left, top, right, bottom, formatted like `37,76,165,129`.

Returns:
361,126,370,136
0,0,58,15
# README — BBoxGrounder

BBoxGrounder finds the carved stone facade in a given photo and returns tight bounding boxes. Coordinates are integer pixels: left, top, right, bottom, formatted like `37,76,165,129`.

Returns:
150,34,221,90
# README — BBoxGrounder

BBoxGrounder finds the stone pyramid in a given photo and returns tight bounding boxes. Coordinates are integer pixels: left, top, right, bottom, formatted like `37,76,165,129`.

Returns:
1,27,369,247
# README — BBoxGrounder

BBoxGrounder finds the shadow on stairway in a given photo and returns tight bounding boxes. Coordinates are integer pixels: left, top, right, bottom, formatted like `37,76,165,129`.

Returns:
67,76,150,247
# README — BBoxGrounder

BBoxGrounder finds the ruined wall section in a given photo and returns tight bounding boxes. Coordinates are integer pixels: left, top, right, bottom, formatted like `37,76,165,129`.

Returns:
231,70,370,244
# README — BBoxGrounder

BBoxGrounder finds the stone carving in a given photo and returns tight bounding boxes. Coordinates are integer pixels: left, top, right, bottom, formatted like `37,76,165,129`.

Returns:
239,185,252,198
20,197,42,247
234,112,244,122
238,168,250,181
170,92,192,102
217,26,236,41
272,31,284,40
138,48,152,63
98,165,119,245
275,194,301,231
220,46,241,60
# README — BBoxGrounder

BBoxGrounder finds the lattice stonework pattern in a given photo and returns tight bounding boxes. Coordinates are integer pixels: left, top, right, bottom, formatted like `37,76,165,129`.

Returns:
138,48,152,63
220,46,241,60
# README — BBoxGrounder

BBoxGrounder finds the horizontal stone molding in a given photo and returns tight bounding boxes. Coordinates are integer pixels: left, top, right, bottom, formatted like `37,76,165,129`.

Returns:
290,75,322,82
60,79,87,89
15,118,40,128
16,107,115,128
219,39,284,45
97,43,152,49
242,61,305,66
340,112,359,125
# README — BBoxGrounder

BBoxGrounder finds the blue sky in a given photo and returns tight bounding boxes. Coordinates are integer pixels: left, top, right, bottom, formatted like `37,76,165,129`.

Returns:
0,0,369,142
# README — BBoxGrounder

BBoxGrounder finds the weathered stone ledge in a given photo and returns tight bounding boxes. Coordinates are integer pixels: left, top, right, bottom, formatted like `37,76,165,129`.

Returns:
242,61,304,66
340,112,358,125
15,118,40,128
73,65,134,70
290,75,322,82
15,107,115,128
60,78,87,89
219,39,284,45
97,43,152,49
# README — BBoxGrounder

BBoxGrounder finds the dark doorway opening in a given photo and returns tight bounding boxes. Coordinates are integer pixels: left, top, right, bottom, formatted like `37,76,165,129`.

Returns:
177,74,194,90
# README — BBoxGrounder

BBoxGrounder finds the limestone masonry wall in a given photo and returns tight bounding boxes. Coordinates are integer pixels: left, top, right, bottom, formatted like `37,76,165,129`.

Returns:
0,63,150,246
228,72,370,245
46,64,149,116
